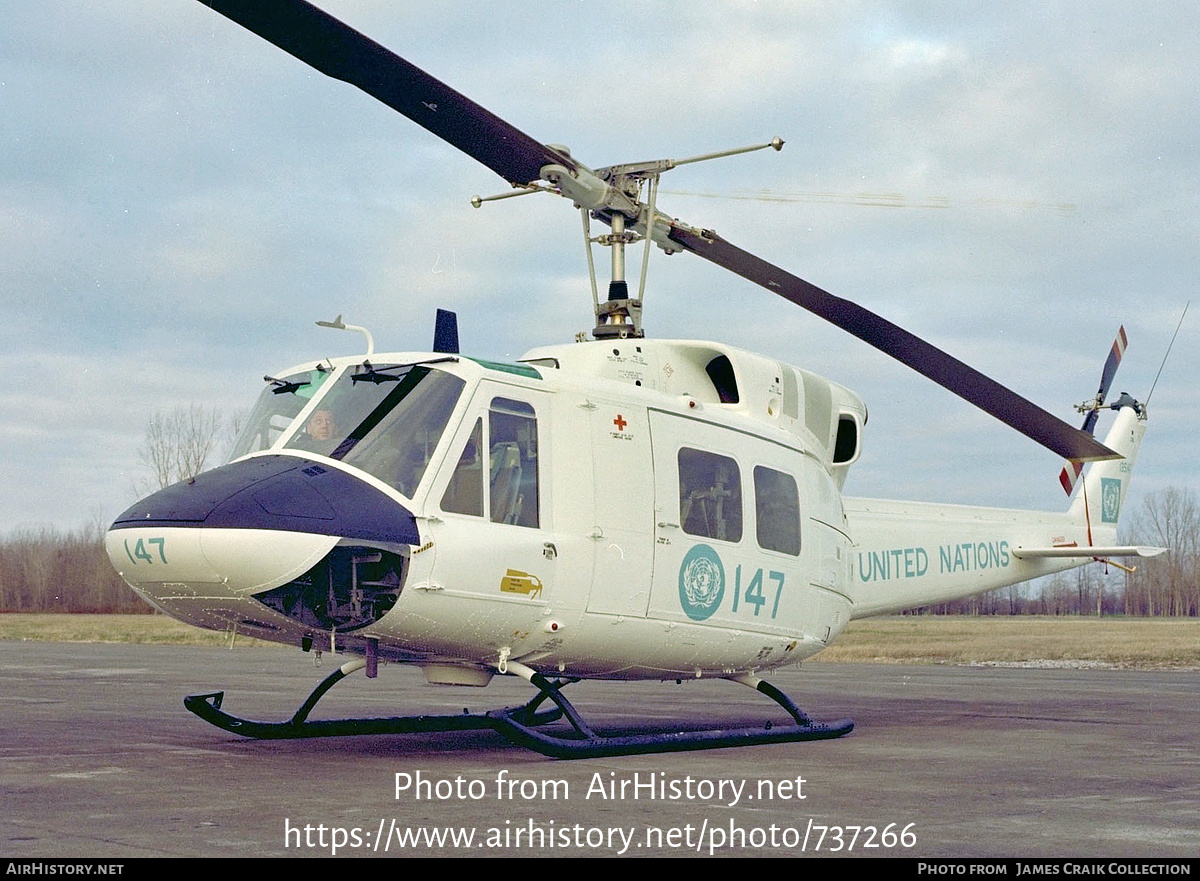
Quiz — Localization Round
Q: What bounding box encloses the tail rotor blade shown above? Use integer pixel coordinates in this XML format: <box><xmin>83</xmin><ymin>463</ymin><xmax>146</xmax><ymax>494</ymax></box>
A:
<box><xmin>1095</xmin><ymin>326</ymin><xmax>1128</xmax><ymax>407</ymax></box>
<box><xmin>1059</xmin><ymin>325</ymin><xmax>1128</xmax><ymax>495</ymax></box>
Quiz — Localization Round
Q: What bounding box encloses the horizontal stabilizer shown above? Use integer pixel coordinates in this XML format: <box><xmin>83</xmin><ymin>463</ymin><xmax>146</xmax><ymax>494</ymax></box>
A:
<box><xmin>1012</xmin><ymin>545</ymin><xmax>1166</xmax><ymax>559</ymax></box>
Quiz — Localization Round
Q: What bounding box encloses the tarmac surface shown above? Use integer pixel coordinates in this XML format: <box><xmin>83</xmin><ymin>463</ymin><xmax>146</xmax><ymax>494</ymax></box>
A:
<box><xmin>2</xmin><ymin>640</ymin><xmax>1197</xmax><ymax>858</ymax></box>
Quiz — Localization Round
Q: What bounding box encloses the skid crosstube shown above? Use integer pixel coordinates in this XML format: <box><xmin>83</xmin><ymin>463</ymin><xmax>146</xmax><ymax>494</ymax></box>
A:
<box><xmin>183</xmin><ymin>661</ymin><xmax>853</xmax><ymax>758</ymax></box>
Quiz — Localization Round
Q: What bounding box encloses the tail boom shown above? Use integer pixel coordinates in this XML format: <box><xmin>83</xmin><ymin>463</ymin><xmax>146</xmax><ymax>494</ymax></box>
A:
<box><xmin>845</xmin><ymin>403</ymin><xmax>1152</xmax><ymax>618</ymax></box>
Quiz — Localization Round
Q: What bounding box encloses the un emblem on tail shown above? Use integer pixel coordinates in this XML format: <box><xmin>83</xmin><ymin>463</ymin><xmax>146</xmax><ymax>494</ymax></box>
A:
<box><xmin>1101</xmin><ymin>477</ymin><xmax>1122</xmax><ymax>524</ymax></box>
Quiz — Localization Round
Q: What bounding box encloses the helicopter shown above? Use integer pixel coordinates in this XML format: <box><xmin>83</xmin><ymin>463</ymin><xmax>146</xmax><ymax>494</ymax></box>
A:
<box><xmin>105</xmin><ymin>0</ymin><xmax>1164</xmax><ymax>758</ymax></box>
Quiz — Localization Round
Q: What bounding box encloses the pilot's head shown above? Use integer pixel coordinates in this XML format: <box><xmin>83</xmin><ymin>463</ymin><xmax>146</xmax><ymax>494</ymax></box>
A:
<box><xmin>306</xmin><ymin>408</ymin><xmax>336</xmax><ymax>442</ymax></box>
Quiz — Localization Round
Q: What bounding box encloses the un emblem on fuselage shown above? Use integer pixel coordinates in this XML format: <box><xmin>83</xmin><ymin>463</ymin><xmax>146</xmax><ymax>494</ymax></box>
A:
<box><xmin>678</xmin><ymin>544</ymin><xmax>725</xmax><ymax>621</ymax></box>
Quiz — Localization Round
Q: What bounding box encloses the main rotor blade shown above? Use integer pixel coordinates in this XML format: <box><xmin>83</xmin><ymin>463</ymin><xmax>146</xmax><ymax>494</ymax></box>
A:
<box><xmin>197</xmin><ymin>0</ymin><xmax>574</xmax><ymax>186</ymax></box>
<box><xmin>667</xmin><ymin>225</ymin><xmax>1118</xmax><ymax>462</ymax></box>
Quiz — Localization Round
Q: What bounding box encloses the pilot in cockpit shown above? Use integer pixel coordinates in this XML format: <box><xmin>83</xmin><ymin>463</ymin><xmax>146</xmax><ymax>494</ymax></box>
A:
<box><xmin>292</xmin><ymin>407</ymin><xmax>338</xmax><ymax>453</ymax></box>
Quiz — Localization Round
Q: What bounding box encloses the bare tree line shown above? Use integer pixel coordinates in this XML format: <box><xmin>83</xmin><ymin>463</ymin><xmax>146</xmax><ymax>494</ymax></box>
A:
<box><xmin>4</xmin><ymin>494</ymin><xmax>1190</xmax><ymax>609</ymax></box>
<box><xmin>6</xmin><ymin>486</ymin><xmax>1197</xmax><ymax>615</ymax></box>
<box><xmin>0</xmin><ymin>521</ymin><xmax>148</xmax><ymax>613</ymax></box>
<box><xmin>1121</xmin><ymin>487</ymin><xmax>1199</xmax><ymax>616</ymax></box>
<box><xmin>1</xmin><ymin>402</ymin><xmax>1196</xmax><ymax>615</ymax></box>
<box><xmin>2</xmin><ymin>404</ymin><xmax>238</xmax><ymax>613</ymax></box>
<box><xmin>912</xmin><ymin>488</ymin><xmax>1199</xmax><ymax>616</ymax></box>
<box><xmin>138</xmin><ymin>403</ymin><xmax>238</xmax><ymax>492</ymax></box>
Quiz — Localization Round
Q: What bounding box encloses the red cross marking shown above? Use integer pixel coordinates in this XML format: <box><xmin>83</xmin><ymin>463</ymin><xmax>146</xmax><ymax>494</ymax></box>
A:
<box><xmin>613</xmin><ymin>414</ymin><xmax>627</xmax><ymax>431</ymax></box>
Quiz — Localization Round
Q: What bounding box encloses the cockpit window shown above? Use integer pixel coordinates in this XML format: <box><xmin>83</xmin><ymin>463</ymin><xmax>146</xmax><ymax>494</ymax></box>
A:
<box><xmin>285</xmin><ymin>363</ymin><xmax>465</xmax><ymax>498</ymax></box>
<box><xmin>227</xmin><ymin>366</ymin><xmax>332</xmax><ymax>461</ymax></box>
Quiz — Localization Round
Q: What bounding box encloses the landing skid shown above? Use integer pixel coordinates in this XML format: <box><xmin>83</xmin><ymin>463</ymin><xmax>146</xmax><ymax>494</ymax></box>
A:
<box><xmin>183</xmin><ymin>659</ymin><xmax>853</xmax><ymax>758</ymax></box>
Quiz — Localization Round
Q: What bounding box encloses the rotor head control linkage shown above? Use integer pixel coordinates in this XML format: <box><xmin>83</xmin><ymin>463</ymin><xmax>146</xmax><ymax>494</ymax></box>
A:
<box><xmin>470</xmin><ymin>138</ymin><xmax>784</xmax><ymax>340</ymax></box>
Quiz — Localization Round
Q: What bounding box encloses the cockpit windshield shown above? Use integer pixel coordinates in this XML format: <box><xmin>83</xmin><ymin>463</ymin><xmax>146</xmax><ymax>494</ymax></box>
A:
<box><xmin>285</xmin><ymin>363</ymin><xmax>466</xmax><ymax>498</ymax></box>
<box><xmin>227</xmin><ymin>366</ymin><xmax>332</xmax><ymax>462</ymax></box>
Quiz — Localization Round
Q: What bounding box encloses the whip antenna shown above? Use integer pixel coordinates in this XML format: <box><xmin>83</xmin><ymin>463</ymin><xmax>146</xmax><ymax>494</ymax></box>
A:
<box><xmin>1145</xmin><ymin>301</ymin><xmax>1189</xmax><ymax>407</ymax></box>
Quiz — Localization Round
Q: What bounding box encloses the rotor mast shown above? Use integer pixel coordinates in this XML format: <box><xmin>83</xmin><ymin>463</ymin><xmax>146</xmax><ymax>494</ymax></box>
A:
<box><xmin>476</xmin><ymin>137</ymin><xmax>785</xmax><ymax>340</ymax></box>
<box><xmin>593</xmin><ymin>211</ymin><xmax>641</xmax><ymax>340</ymax></box>
<box><xmin>572</xmin><ymin>137</ymin><xmax>786</xmax><ymax>340</ymax></box>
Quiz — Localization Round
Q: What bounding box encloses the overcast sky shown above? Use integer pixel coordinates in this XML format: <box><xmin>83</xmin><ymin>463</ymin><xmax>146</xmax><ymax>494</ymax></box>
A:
<box><xmin>1</xmin><ymin>0</ymin><xmax>1196</xmax><ymax>536</ymax></box>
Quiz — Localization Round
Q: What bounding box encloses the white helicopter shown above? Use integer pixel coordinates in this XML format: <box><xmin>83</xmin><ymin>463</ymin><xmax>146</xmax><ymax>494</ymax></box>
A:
<box><xmin>106</xmin><ymin>0</ymin><xmax>1164</xmax><ymax>758</ymax></box>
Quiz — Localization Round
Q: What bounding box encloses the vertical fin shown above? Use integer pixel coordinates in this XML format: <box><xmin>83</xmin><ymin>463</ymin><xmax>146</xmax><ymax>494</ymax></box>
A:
<box><xmin>1068</xmin><ymin>399</ymin><xmax>1145</xmax><ymax>535</ymax></box>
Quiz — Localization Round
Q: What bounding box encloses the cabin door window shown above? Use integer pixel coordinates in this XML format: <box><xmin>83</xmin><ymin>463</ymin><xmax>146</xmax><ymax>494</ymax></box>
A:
<box><xmin>439</xmin><ymin>397</ymin><xmax>539</xmax><ymax>528</ymax></box>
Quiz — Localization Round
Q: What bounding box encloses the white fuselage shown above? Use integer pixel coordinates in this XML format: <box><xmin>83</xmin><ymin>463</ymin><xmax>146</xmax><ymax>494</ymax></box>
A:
<box><xmin>107</xmin><ymin>339</ymin><xmax>1145</xmax><ymax>684</ymax></box>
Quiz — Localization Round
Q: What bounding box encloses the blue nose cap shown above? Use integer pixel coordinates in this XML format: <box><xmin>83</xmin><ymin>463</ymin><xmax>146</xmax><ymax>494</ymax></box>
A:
<box><xmin>111</xmin><ymin>455</ymin><xmax>420</xmax><ymax>545</ymax></box>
